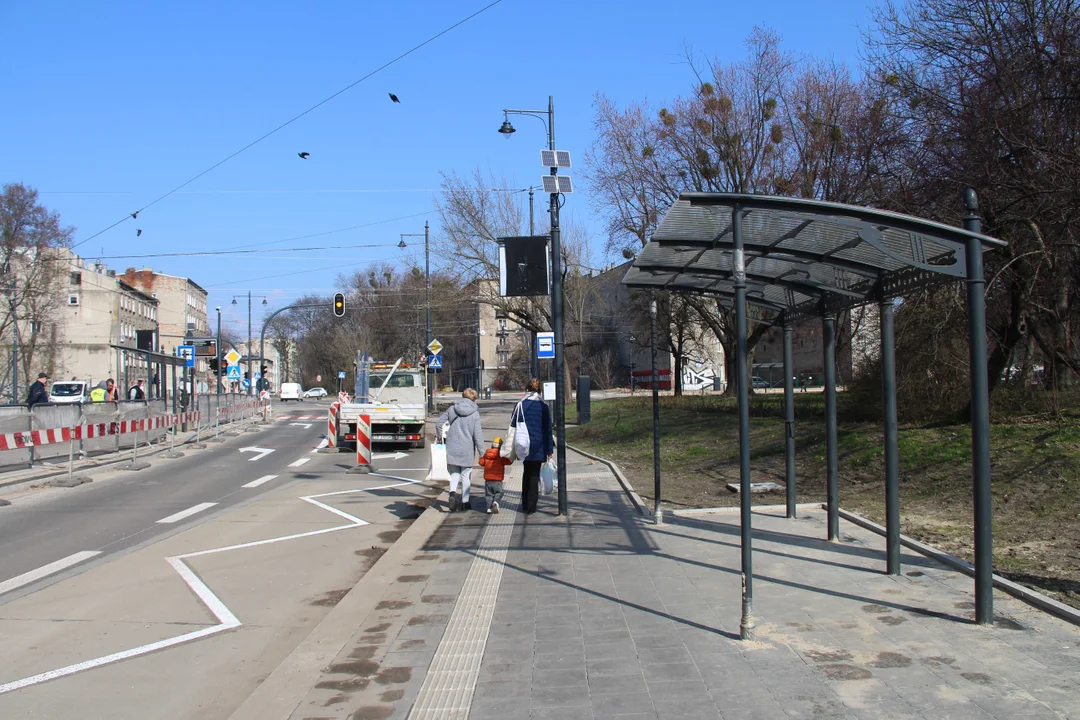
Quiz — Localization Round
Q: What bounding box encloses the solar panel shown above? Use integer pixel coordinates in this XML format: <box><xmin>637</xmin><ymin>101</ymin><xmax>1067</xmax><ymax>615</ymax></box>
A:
<box><xmin>541</xmin><ymin>175</ymin><xmax>559</xmax><ymax>194</ymax></box>
<box><xmin>541</xmin><ymin>149</ymin><xmax>572</xmax><ymax>168</ymax></box>
<box><xmin>557</xmin><ymin>176</ymin><xmax>573</xmax><ymax>193</ymax></box>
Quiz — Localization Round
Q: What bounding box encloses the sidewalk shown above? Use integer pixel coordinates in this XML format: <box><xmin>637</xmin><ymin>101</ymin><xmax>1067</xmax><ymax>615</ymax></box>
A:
<box><xmin>282</xmin><ymin>450</ymin><xmax>1080</xmax><ymax>720</ymax></box>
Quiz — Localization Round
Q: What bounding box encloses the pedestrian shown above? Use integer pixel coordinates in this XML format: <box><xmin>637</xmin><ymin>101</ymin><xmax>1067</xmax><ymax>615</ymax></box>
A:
<box><xmin>436</xmin><ymin>387</ymin><xmax>485</xmax><ymax>512</ymax></box>
<box><xmin>26</xmin><ymin>372</ymin><xmax>50</xmax><ymax>407</ymax></box>
<box><xmin>105</xmin><ymin>378</ymin><xmax>119</xmax><ymax>403</ymax></box>
<box><xmin>90</xmin><ymin>383</ymin><xmax>106</xmax><ymax>403</ymax></box>
<box><xmin>478</xmin><ymin>436</ymin><xmax>512</xmax><ymax>514</ymax></box>
<box><xmin>128</xmin><ymin>379</ymin><xmax>146</xmax><ymax>401</ymax></box>
<box><xmin>518</xmin><ymin>378</ymin><xmax>553</xmax><ymax>515</ymax></box>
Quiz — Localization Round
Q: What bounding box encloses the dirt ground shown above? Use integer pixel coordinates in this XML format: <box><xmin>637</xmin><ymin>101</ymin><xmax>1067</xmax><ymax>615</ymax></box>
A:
<box><xmin>567</xmin><ymin>395</ymin><xmax>1080</xmax><ymax>610</ymax></box>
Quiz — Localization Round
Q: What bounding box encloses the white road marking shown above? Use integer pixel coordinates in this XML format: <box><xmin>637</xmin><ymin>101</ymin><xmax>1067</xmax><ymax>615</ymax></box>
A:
<box><xmin>242</xmin><ymin>475</ymin><xmax>278</xmax><ymax>488</ymax></box>
<box><xmin>0</xmin><ymin>475</ymin><xmax>423</xmax><ymax>695</ymax></box>
<box><xmin>372</xmin><ymin>451</ymin><xmax>409</xmax><ymax>460</ymax></box>
<box><xmin>157</xmin><ymin>503</ymin><xmax>217</xmax><ymax>524</ymax></box>
<box><xmin>293</xmin><ymin>415</ymin><xmax>311</xmax><ymax>420</ymax></box>
<box><xmin>311</xmin><ymin>438</ymin><xmax>329</xmax><ymax>453</ymax></box>
<box><xmin>239</xmin><ymin>446</ymin><xmax>275</xmax><ymax>462</ymax></box>
<box><xmin>289</xmin><ymin>422</ymin><xmax>313</xmax><ymax>429</ymax></box>
<box><xmin>288</xmin><ymin>457</ymin><xmax>311</xmax><ymax>468</ymax></box>
<box><xmin>0</xmin><ymin>551</ymin><xmax>102</xmax><ymax>597</ymax></box>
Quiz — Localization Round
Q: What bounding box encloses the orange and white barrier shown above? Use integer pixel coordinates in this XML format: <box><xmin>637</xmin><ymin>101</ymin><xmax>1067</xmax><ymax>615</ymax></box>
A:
<box><xmin>0</xmin><ymin>411</ymin><xmax>201</xmax><ymax>452</ymax></box>
<box><xmin>327</xmin><ymin>402</ymin><xmax>339</xmax><ymax>448</ymax></box>
<box><xmin>355</xmin><ymin>414</ymin><xmax>371</xmax><ymax>468</ymax></box>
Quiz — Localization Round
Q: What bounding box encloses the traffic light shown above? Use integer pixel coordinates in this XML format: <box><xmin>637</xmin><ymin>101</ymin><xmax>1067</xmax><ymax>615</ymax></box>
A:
<box><xmin>209</xmin><ymin>358</ymin><xmax>218</xmax><ymax>374</ymax></box>
<box><xmin>333</xmin><ymin>292</ymin><xmax>345</xmax><ymax>317</ymax></box>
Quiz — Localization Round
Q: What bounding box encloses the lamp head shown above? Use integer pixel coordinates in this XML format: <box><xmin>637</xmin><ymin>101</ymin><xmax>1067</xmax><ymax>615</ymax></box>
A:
<box><xmin>231</xmin><ymin>298</ymin><xmax>237</xmax><ymax>305</ymax></box>
<box><xmin>498</xmin><ymin>114</ymin><xmax>516</xmax><ymax>137</ymax></box>
<box><xmin>398</xmin><ymin>238</ymin><xmax>407</xmax><ymax>248</ymax></box>
<box><xmin>262</xmin><ymin>298</ymin><xmax>268</xmax><ymax>305</ymax></box>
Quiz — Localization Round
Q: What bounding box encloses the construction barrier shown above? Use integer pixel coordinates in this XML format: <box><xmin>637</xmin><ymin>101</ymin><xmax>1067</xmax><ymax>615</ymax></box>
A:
<box><xmin>0</xmin><ymin>411</ymin><xmax>201</xmax><ymax>452</ymax></box>
<box><xmin>327</xmin><ymin>402</ymin><xmax>339</xmax><ymax>448</ymax></box>
<box><xmin>355</xmin><ymin>414</ymin><xmax>371</xmax><ymax>468</ymax></box>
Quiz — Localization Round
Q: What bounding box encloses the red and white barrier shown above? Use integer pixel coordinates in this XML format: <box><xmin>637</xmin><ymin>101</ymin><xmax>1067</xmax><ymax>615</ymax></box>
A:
<box><xmin>0</xmin><ymin>411</ymin><xmax>201</xmax><ymax>452</ymax></box>
<box><xmin>327</xmin><ymin>402</ymin><xmax>339</xmax><ymax>448</ymax></box>
<box><xmin>355</xmin><ymin>414</ymin><xmax>371</xmax><ymax>468</ymax></box>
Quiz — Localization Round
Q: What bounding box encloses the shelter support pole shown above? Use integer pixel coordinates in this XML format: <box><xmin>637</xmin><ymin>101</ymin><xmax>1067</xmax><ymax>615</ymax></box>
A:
<box><xmin>782</xmin><ymin>317</ymin><xmax>796</xmax><ymax>518</ymax></box>
<box><xmin>650</xmin><ymin>292</ymin><xmax>662</xmax><ymax>525</ymax></box>
<box><xmin>822</xmin><ymin>310</ymin><xmax>839</xmax><ymax>541</ymax></box>
<box><xmin>880</xmin><ymin>297</ymin><xmax>901</xmax><ymax>575</ymax></box>
<box><xmin>964</xmin><ymin>190</ymin><xmax>993</xmax><ymax>625</ymax></box>
<box><xmin>732</xmin><ymin>206</ymin><xmax>754</xmax><ymax>640</ymax></box>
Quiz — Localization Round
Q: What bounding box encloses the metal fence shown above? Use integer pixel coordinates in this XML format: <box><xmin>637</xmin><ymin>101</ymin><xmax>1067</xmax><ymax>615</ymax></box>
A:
<box><xmin>0</xmin><ymin>393</ymin><xmax>265</xmax><ymax>473</ymax></box>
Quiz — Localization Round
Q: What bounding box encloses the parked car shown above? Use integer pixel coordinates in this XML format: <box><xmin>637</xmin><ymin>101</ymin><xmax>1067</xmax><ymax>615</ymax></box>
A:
<box><xmin>751</xmin><ymin>376</ymin><xmax>771</xmax><ymax>389</ymax></box>
<box><xmin>279</xmin><ymin>382</ymin><xmax>302</xmax><ymax>402</ymax></box>
<box><xmin>303</xmin><ymin>387</ymin><xmax>328</xmax><ymax>399</ymax></box>
<box><xmin>50</xmin><ymin>380</ymin><xmax>92</xmax><ymax>404</ymax></box>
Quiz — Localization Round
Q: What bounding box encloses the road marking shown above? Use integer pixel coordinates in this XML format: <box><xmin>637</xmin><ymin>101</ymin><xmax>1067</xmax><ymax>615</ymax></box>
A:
<box><xmin>0</xmin><ymin>551</ymin><xmax>102</xmax><ymax>597</ymax></box>
<box><xmin>294</xmin><ymin>415</ymin><xmax>311</xmax><ymax>420</ymax></box>
<box><xmin>372</xmin><ymin>451</ymin><xmax>409</xmax><ymax>461</ymax></box>
<box><xmin>157</xmin><ymin>502</ymin><xmax>217</xmax><ymax>524</ymax></box>
<box><xmin>239</xmin><ymin>446</ymin><xmax>275</xmax><ymax>462</ymax></box>
<box><xmin>311</xmin><ymin>437</ymin><xmax>329</xmax><ymax>453</ymax></box>
<box><xmin>0</xmin><ymin>476</ymin><xmax>422</xmax><ymax>695</ymax></box>
<box><xmin>242</xmin><ymin>475</ymin><xmax>278</xmax><ymax>488</ymax></box>
<box><xmin>288</xmin><ymin>457</ymin><xmax>310</xmax><ymax>468</ymax></box>
<box><xmin>289</xmin><ymin>422</ymin><xmax>313</xmax><ymax>429</ymax></box>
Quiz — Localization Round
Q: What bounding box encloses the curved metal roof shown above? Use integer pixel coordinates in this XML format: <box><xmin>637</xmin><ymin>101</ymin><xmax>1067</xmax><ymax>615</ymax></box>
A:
<box><xmin>622</xmin><ymin>193</ymin><xmax>1006</xmax><ymax>320</ymax></box>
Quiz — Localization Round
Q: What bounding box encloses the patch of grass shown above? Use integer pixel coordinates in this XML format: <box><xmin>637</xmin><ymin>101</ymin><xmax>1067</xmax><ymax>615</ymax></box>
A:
<box><xmin>567</xmin><ymin>395</ymin><xmax>1080</xmax><ymax>608</ymax></box>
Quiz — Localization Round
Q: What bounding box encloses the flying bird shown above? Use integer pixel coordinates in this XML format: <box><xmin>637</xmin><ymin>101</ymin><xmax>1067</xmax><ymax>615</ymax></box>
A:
<box><xmin>136</xmin><ymin>229</ymin><xmax>142</xmax><ymax>237</ymax></box>
<box><xmin>131</xmin><ymin>211</ymin><xmax>139</xmax><ymax>219</ymax></box>
<box><xmin>389</xmin><ymin>93</ymin><xmax>400</xmax><ymax>103</ymax></box>
<box><xmin>298</xmin><ymin>152</ymin><xmax>310</xmax><ymax>159</ymax></box>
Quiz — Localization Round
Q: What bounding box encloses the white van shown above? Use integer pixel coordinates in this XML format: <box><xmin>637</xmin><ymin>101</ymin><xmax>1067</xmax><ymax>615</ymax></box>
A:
<box><xmin>279</xmin><ymin>382</ymin><xmax>302</xmax><ymax>402</ymax></box>
<box><xmin>50</xmin><ymin>380</ymin><xmax>92</xmax><ymax>404</ymax></box>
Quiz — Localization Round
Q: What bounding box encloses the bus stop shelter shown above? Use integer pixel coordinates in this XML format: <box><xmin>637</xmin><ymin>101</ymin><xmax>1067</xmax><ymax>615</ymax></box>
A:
<box><xmin>622</xmin><ymin>191</ymin><xmax>1006</xmax><ymax>638</ymax></box>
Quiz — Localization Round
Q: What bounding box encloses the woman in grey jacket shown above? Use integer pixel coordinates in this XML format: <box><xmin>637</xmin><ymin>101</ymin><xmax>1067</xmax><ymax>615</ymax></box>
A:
<box><xmin>436</xmin><ymin>388</ymin><xmax>486</xmax><ymax>511</ymax></box>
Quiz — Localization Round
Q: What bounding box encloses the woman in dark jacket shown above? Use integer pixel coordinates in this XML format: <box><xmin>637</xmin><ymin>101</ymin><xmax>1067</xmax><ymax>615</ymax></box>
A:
<box><xmin>517</xmin><ymin>378</ymin><xmax>553</xmax><ymax>514</ymax></box>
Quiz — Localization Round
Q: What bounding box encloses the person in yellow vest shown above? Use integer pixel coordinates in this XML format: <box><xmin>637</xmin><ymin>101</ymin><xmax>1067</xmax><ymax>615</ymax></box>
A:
<box><xmin>90</xmin><ymin>385</ymin><xmax>106</xmax><ymax>403</ymax></box>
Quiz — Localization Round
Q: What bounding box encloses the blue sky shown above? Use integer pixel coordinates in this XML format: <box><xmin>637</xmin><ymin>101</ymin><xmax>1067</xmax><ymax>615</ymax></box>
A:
<box><xmin>2</xmin><ymin>0</ymin><xmax>872</xmax><ymax>335</ymax></box>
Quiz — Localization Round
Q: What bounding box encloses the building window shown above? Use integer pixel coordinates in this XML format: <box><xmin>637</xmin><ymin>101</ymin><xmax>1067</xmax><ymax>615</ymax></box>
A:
<box><xmin>498</xmin><ymin>318</ymin><xmax>507</xmax><ymax>331</ymax></box>
<box><xmin>70</xmin><ymin>272</ymin><xmax>81</xmax><ymax>285</ymax></box>
<box><xmin>497</xmin><ymin>351</ymin><xmax>509</xmax><ymax>365</ymax></box>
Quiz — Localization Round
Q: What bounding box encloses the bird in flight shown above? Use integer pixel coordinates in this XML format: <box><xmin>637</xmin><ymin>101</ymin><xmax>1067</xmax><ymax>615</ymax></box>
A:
<box><xmin>389</xmin><ymin>93</ymin><xmax>400</xmax><ymax>103</ymax></box>
<box><xmin>298</xmin><ymin>152</ymin><xmax>310</xmax><ymax>159</ymax></box>
<box><xmin>136</xmin><ymin>229</ymin><xmax>143</xmax><ymax>237</ymax></box>
<box><xmin>131</xmin><ymin>211</ymin><xmax>139</xmax><ymax>219</ymax></box>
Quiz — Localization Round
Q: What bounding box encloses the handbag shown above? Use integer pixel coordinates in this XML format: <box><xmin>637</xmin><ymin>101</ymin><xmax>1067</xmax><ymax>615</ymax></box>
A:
<box><xmin>502</xmin><ymin>401</ymin><xmax>530</xmax><ymax>460</ymax></box>
<box><xmin>426</xmin><ymin>441</ymin><xmax>451</xmax><ymax>482</ymax></box>
<box><xmin>540</xmin><ymin>457</ymin><xmax>557</xmax><ymax>495</ymax></box>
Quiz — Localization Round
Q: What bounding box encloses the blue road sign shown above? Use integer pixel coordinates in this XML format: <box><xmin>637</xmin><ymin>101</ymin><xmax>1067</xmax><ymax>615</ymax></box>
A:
<box><xmin>178</xmin><ymin>345</ymin><xmax>196</xmax><ymax>368</ymax></box>
<box><xmin>241</xmin><ymin>378</ymin><xmax>251</xmax><ymax>389</ymax></box>
<box><xmin>338</xmin><ymin>371</ymin><xmax>347</xmax><ymax>379</ymax></box>
<box><xmin>427</xmin><ymin>355</ymin><xmax>443</xmax><ymax>369</ymax></box>
<box><xmin>253</xmin><ymin>371</ymin><xmax>262</xmax><ymax>380</ymax></box>
<box><xmin>537</xmin><ymin>332</ymin><xmax>555</xmax><ymax>359</ymax></box>
<box><xmin>226</xmin><ymin>365</ymin><xmax>242</xmax><ymax>380</ymax></box>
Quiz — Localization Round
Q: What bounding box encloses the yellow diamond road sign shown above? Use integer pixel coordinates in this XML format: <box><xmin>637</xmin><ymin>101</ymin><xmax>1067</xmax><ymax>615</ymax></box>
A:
<box><xmin>427</xmin><ymin>339</ymin><xmax>443</xmax><ymax>355</ymax></box>
<box><xmin>224</xmin><ymin>349</ymin><xmax>242</xmax><ymax>365</ymax></box>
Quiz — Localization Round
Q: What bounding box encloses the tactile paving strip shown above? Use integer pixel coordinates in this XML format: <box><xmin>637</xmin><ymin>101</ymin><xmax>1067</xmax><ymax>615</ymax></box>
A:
<box><xmin>407</xmin><ymin>465</ymin><xmax>522</xmax><ymax>719</ymax></box>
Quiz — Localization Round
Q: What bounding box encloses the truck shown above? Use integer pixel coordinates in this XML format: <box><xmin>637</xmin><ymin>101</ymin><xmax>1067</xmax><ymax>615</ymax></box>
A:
<box><xmin>335</xmin><ymin>356</ymin><xmax>427</xmax><ymax>449</ymax></box>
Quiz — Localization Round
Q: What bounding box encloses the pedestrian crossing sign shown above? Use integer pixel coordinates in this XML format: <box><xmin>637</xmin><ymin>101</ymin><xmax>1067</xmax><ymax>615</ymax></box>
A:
<box><xmin>427</xmin><ymin>355</ymin><xmax>442</xmax><ymax>369</ymax></box>
<box><xmin>226</xmin><ymin>365</ymin><xmax>242</xmax><ymax>380</ymax></box>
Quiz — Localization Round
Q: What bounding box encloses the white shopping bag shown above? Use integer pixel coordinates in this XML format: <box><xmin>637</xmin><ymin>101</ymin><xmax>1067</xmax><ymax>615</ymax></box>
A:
<box><xmin>540</xmin><ymin>457</ymin><xmax>557</xmax><ymax>495</ymax></box>
<box><xmin>426</xmin><ymin>443</ymin><xmax>451</xmax><ymax>482</ymax></box>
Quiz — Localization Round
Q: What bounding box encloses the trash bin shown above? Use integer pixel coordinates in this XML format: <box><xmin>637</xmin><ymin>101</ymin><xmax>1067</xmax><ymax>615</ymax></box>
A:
<box><xmin>712</xmin><ymin>376</ymin><xmax>723</xmax><ymax>391</ymax></box>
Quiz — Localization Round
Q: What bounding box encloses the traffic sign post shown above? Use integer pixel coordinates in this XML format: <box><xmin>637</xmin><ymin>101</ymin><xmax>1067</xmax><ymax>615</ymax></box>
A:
<box><xmin>427</xmin><ymin>339</ymin><xmax>443</xmax><ymax>355</ymax></box>
<box><xmin>241</xmin><ymin>379</ymin><xmax>251</xmax><ymax>390</ymax></box>
<box><xmin>537</xmin><ymin>332</ymin><xmax>555</xmax><ymax>359</ymax></box>
<box><xmin>178</xmin><ymin>345</ymin><xmax>196</xmax><ymax>368</ymax></box>
<box><xmin>224</xmin><ymin>349</ymin><xmax>242</xmax><ymax>366</ymax></box>
<box><xmin>226</xmin><ymin>365</ymin><xmax>242</xmax><ymax>381</ymax></box>
<box><xmin>427</xmin><ymin>355</ymin><xmax>442</xmax><ymax>370</ymax></box>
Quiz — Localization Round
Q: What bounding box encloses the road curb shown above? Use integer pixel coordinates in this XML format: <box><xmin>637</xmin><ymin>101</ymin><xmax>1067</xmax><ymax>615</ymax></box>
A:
<box><xmin>566</xmin><ymin>443</ymin><xmax>651</xmax><ymax>518</ymax></box>
<box><xmin>227</xmin><ymin>489</ymin><xmax>448</xmax><ymax>720</ymax></box>
<box><xmin>837</xmin><ymin>507</ymin><xmax>1080</xmax><ymax>627</ymax></box>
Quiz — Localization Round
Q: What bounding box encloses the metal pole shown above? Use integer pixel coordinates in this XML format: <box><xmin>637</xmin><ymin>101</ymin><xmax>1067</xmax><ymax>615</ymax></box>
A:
<box><xmin>247</xmin><ymin>291</ymin><xmax>253</xmax><ymax>396</ymax></box>
<box><xmin>823</xmin><ymin>311</ymin><xmax>839</xmax><ymax>541</ymax></box>
<box><xmin>650</xmin><ymin>292</ymin><xmax>662</xmax><ymax>524</ymax></box>
<box><xmin>880</xmin><ymin>296</ymin><xmax>901</xmax><ymax>575</ymax></box>
<box><xmin>425</xmin><ymin>221</ymin><xmax>433</xmax><ymax>413</ymax></box>
<box><xmin>547</xmin><ymin>95</ymin><xmax>568</xmax><ymax>517</ymax></box>
<box><xmin>782</xmin><ymin>318</ymin><xmax>796</xmax><ymax>518</ymax></box>
<box><xmin>963</xmin><ymin>189</ymin><xmax>993</xmax><ymax>625</ymax></box>
<box><xmin>216</xmin><ymin>307</ymin><xmax>222</xmax><ymax>396</ymax></box>
<box><xmin>11</xmin><ymin>283</ymin><xmax>18</xmax><ymax>405</ymax></box>
<box><xmin>733</xmin><ymin>206</ymin><xmax>754</xmax><ymax>640</ymax></box>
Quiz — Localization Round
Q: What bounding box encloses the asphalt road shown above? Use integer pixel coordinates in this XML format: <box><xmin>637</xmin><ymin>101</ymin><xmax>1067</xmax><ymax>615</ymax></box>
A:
<box><xmin>0</xmin><ymin>400</ymin><xmax>337</xmax><ymax>599</ymax></box>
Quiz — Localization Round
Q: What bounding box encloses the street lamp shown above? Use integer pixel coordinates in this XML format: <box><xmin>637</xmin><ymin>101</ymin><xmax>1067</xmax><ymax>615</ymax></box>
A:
<box><xmin>499</xmin><ymin>95</ymin><xmax>569</xmax><ymax>516</ymax></box>
<box><xmin>397</xmin><ymin>222</ymin><xmax>432</xmax><ymax>412</ymax></box>
<box><xmin>215</xmin><ymin>306</ymin><xmax>222</xmax><ymax>395</ymax></box>
<box><xmin>231</xmin><ymin>292</ymin><xmax>268</xmax><ymax>394</ymax></box>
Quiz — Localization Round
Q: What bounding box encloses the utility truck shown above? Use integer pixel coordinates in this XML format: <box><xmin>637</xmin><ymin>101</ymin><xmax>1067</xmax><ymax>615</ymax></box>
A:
<box><xmin>335</xmin><ymin>355</ymin><xmax>427</xmax><ymax>449</ymax></box>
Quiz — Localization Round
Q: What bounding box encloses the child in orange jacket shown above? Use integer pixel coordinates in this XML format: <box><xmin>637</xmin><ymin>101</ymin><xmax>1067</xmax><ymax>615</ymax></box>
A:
<box><xmin>478</xmin><ymin>437</ymin><xmax>512</xmax><ymax>514</ymax></box>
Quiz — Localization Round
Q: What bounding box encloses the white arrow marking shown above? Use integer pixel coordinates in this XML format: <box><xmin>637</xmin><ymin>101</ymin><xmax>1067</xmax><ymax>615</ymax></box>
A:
<box><xmin>289</xmin><ymin>423</ymin><xmax>313</xmax><ymax>429</ymax></box>
<box><xmin>239</xmin><ymin>447</ymin><xmax>274</xmax><ymax>462</ymax></box>
<box><xmin>311</xmin><ymin>438</ymin><xmax>329</xmax><ymax>453</ymax></box>
<box><xmin>372</xmin><ymin>451</ymin><xmax>409</xmax><ymax>461</ymax></box>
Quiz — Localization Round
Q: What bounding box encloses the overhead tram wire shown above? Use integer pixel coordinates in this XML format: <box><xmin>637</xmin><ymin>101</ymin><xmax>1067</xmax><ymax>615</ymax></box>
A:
<box><xmin>70</xmin><ymin>0</ymin><xmax>507</xmax><ymax>251</ymax></box>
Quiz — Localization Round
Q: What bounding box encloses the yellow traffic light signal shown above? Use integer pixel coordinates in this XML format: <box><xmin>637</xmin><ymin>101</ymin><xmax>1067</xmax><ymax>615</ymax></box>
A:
<box><xmin>333</xmin><ymin>292</ymin><xmax>345</xmax><ymax>317</ymax></box>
